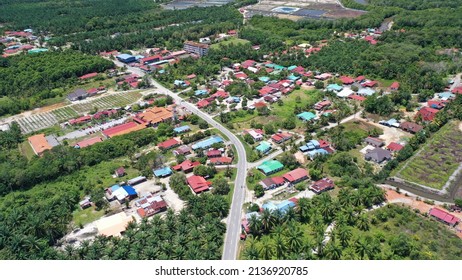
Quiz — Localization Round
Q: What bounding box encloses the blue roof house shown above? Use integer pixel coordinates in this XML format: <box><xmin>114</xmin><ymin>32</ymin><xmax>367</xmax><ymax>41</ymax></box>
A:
<box><xmin>153</xmin><ymin>167</ymin><xmax>172</xmax><ymax>178</ymax></box>
<box><xmin>297</xmin><ymin>111</ymin><xmax>316</xmax><ymax>121</ymax></box>
<box><xmin>259</xmin><ymin>76</ymin><xmax>270</xmax><ymax>83</ymax></box>
<box><xmin>256</xmin><ymin>141</ymin><xmax>272</xmax><ymax>154</ymax></box>
<box><xmin>326</xmin><ymin>84</ymin><xmax>343</xmax><ymax>92</ymax></box>
<box><xmin>307</xmin><ymin>148</ymin><xmax>329</xmax><ymax>160</ymax></box>
<box><xmin>263</xmin><ymin>200</ymin><xmax>296</xmax><ymax>214</ymax></box>
<box><xmin>191</xmin><ymin>136</ymin><xmax>223</xmax><ymax>150</ymax></box>
<box><xmin>194</xmin><ymin>89</ymin><xmax>208</xmax><ymax>96</ymax></box>
<box><xmin>173</xmin><ymin>125</ymin><xmax>191</xmax><ymax>134</ymax></box>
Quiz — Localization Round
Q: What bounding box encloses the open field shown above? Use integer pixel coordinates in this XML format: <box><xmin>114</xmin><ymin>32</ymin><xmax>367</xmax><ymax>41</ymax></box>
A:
<box><xmin>245</xmin><ymin>0</ymin><xmax>366</xmax><ymax>21</ymax></box>
<box><xmin>19</xmin><ymin>141</ymin><xmax>37</xmax><ymax>160</ymax></box>
<box><xmin>396</xmin><ymin>121</ymin><xmax>462</xmax><ymax>190</ymax></box>
<box><xmin>211</xmin><ymin>38</ymin><xmax>250</xmax><ymax>50</ymax></box>
<box><xmin>71</xmin><ymin>91</ymin><xmax>142</xmax><ymax>114</ymax></box>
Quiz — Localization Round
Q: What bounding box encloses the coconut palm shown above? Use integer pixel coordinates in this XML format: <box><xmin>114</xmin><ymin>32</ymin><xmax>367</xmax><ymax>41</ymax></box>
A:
<box><xmin>258</xmin><ymin>235</ymin><xmax>274</xmax><ymax>260</ymax></box>
<box><xmin>324</xmin><ymin>241</ymin><xmax>342</xmax><ymax>260</ymax></box>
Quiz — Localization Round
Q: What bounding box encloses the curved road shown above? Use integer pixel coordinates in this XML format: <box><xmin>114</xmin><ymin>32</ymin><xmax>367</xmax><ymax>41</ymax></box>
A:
<box><xmin>113</xmin><ymin>60</ymin><xmax>247</xmax><ymax>259</ymax></box>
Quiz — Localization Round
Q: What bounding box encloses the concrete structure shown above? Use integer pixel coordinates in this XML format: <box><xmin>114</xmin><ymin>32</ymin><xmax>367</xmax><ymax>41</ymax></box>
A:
<box><xmin>184</xmin><ymin>41</ymin><xmax>209</xmax><ymax>57</ymax></box>
<box><xmin>95</xmin><ymin>212</ymin><xmax>132</xmax><ymax>237</ymax></box>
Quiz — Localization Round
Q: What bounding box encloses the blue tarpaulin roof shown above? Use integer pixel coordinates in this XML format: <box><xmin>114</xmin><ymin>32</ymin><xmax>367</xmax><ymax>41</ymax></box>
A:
<box><xmin>122</xmin><ymin>185</ymin><xmax>137</xmax><ymax>196</ymax></box>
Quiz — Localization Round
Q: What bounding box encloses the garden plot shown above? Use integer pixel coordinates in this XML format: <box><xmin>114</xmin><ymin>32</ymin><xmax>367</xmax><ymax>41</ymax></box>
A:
<box><xmin>16</xmin><ymin>111</ymin><xmax>58</xmax><ymax>133</ymax></box>
<box><xmin>50</xmin><ymin>107</ymin><xmax>79</xmax><ymax>122</ymax></box>
<box><xmin>396</xmin><ymin>121</ymin><xmax>462</xmax><ymax>190</ymax></box>
<box><xmin>72</xmin><ymin>91</ymin><xmax>141</xmax><ymax>114</ymax></box>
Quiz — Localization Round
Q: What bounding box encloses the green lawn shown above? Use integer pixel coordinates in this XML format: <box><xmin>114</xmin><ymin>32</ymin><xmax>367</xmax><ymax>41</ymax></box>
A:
<box><xmin>19</xmin><ymin>141</ymin><xmax>36</xmax><ymax>160</ymax></box>
<box><xmin>397</xmin><ymin>121</ymin><xmax>462</xmax><ymax>189</ymax></box>
<box><xmin>72</xmin><ymin>207</ymin><xmax>105</xmax><ymax>226</ymax></box>
<box><xmin>271</xmin><ymin>89</ymin><xmax>323</xmax><ymax>122</ymax></box>
<box><xmin>210</xmin><ymin>37</ymin><xmax>250</xmax><ymax>50</ymax></box>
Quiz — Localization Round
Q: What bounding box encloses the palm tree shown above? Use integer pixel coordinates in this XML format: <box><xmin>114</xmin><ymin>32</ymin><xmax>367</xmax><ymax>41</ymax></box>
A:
<box><xmin>337</xmin><ymin>225</ymin><xmax>352</xmax><ymax>248</ymax></box>
<box><xmin>356</xmin><ymin>213</ymin><xmax>370</xmax><ymax>231</ymax></box>
<box><xmin>296</xmin><ymin>198</ymin><xmax>311</xmax><ymax>223</ymax></box>
<box><xmin>260</xmin><ymin>209</ymin><xmax>273</xmax><ymax>234</ymax></box>
<box><xmin>248</xmin><ymin>214</ymin><xmax>262</xmax><ymax>236</ymax></box>
<box><xmin>350</xmin><ymin>191</ymin><xmax>362</xmax><ymax>207</ymax></box>
<box><xmin>258</xmin><ymin>235</ymin><xmax>274</xmax><ymax>260</ymax></box>
<box><xmin>243</xmin><ymin>237</ymin><xmax>260</xmax><ymax>260</ymax></box>
<box><xmin>324</xmin><ymin>241</ymin><xmax>342</xmax><ymax>260</ymax></box>
<box><xmin>273</xmin><ymin>234</ymin><xmax>286</xmax><ymax>259</ymax></box>
<box><xmin>286</xmin><ymin>224</ymin><xmax>304</xmax><ymax>254</ymax></box>
<box><xmin>271</xmin><ymin>224</ymin><xmax>285</xmax><ymax>237</ymax></box>
<box><xmin>355</xmin><ymin>237</ymin><xmax>370</xmax><ymax>260</ymax></box>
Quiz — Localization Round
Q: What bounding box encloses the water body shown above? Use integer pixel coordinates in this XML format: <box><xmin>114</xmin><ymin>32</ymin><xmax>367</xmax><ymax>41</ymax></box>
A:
<box><xmin>354</xmin><ymin>0</ymin><xmax>368</xmax><ymax>4</ymax></box>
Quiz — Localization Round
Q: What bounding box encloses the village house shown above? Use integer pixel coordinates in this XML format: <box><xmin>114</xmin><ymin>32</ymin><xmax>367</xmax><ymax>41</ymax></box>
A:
<box><xmin>271</xmin><ymin>132</ymin><xmax>292</xmax><ymax>144</ymax></box>
<box><xmin>153</xmin><ymin>167</ymin><xmax>173</xmax><ymax>178</ymax></box>
<box><xmin>173</xmin><ymin>145</ymin><xmax>191</xmax><ymax>156</ymax></box>
<box><xmin>400</xmin><ymin>121</ymin><xmax>423</xmax><ymax>134</ymax></box>
<box><xmin>244</xmin><ymin>129</ymin><xmax>264</xmax><ymax>142</ymax></box>
<box><xmin>260</xmin><ymin>176</ymin><xmax>285</xmax><ymax>190</ymax></box>
<box><xmin>365</xmin><ymin>148</ymin><xmax>392</xmax><ymax>163</ymax></box>
<box><xmin>310</xmin><ymin>178</ymin><xmax>335</xmax><ymax>194</ymax></box>
<box><xmin>28</xmin><ymin>134</ymin><xmax>53</xmax><ymax>156</ymax></box>
<box><xmin>283</xmin><ymin>168</ymin><xmax>309</xmax><ymax>185</ymax></box>
<box><xmin>157</xmin><ymin>138</ymin><xmax>180</xmax><ymax>150</ymax></box>
<box><xmin>209</xmin><ymin>157</ymin><xmax>233</xmax><ymax>165</ymax></box>
<box><xmin>137</xmin><ymin>107</ymin><xmax>173</xmax><ymax>127</ymax></box>
<box><xmin>428</xmin><ymin>208</ymin><xmax>459</xmax><ymax>227</ymax></box>
<box><xmin>114</xmin><ymin>167</ymin><xmax>126</xmax><ymax>178</ymax></box>
<box><xmin>364</xmin><ymin>136</ymin><xmax>385</xmax><ymax>147</ymax></box>
<box><xmin>187</xmin><ymin>175</ymin><xmax>211</xmax><ymax>194</ymax></box>
<box><xmin>417</xmin><ymin>106</ymin><xmax>439</xmax><ymax>122</ymax></box>
<box><xmin>135</xmin><ymin>194</ymin><xmax>168</xmax><ymax>218</ymax></box>
<box><xmin>172</xmin><ymin>160</ymin><xmax>200</xmax><ymax>173</ymax></box>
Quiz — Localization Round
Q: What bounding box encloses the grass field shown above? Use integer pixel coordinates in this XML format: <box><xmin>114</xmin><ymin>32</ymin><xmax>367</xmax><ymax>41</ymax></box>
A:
<box><xmin>397</xmin><ymin>121</ymin><xmax>462</xmax><ymax>190</ymax></box>
<box><xmin>210</xmin><ymin>37</ymin><xmax>250</xmax><ymax>50</ymax></box>
<box><xmin>271</xmin><ymin>89</ymin><xmax>323</xmax><ymax>122</ymax></box>
<box><xmin>19</xmin><ymin>141</ymin><xmax>36</xmax><ymax>160</ymax></box>
<box><xmin>72</xmin><ymin>207</ymin><xmax>105</xmax><ymax>227</ymax></box>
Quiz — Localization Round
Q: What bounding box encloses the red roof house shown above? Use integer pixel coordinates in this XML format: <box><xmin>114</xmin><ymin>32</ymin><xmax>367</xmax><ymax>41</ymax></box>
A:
<box><xmin>79</xmin><ymin>72</ymin><xmax>98</xmax><ymax>80</ymax></box>
<box><xmin>417</xmin><ymin>106</ymin><xmax>439</xmax><ymax>122</ymax></box>
<box><xmin>310</xmin><ymin>178</ymin><xmax>335</xmax><ymax>194</ymax></box>
<box><xmin>362</xmin><ymin>80</ymin><xmax>378</xmax><ymax>87</ymax></box>
<box><xmin>340</xmin><ymin>76</ymin><xmax>355</xmax><ymax>85</ymax></box>
<box><xmin>75</xmin><ymin>137</ymin><xmax>103</xmax><ymax>148</ymax></box>
<box><xmin>427</xmin><ymin>100</ymin><xmax>445</xmax><ymax>110</ymax></box>
<box><xmin>283</xmin><ymin>168</ymin><xmax>309</xmax><ymax>184</ymax></box>
<box><xmin>187</xmin><ymin>175</ymin><xmax>211</xmax><ymax>194</ymax></box>
<box><xmin>429</xmin><ymin>208</ymin><xmax>459</xmax><ymax>226</ymax></box>
<box><xmin>209</xmin><ymin>157</ymin><xmax>233</xmax><ymax>165</ymax></box>
<box><xmin>390</xmin><ymin>82</ymin><xmax>400</xmax><ymax>91</ymax></box>
<box><xmin>235</xmin><ymin>72</ymin><xmax>248</xmax><ymax>80</ymax></box>
<box><xmin>172</xmin><ymin>160</ymin><xmax>200</xmax><ymax>173</ymax></box>
<box><xmin>271</xmin><ymin>132</ymin><xmax>292</xmax><ymax>144</ymax></box>
<box><xmin>207</xmin><ymin>149</ymin><xmax>222</xmax><ymax>158</ymax></box>
<box><xmin>158</xmin><ymin>138</ymin><xmax>180</xmax><ymax>150</ymax></box>
<box><xmin>197</xmin><ymin>99</ymin><xmax>210</xmax><ymax>109</ymax></box>
<box><xmin>348</xmin><ymin>94</ymin><xmax>366</xmax><ymax>102</ymax></box>
<box><xmin>387</xmin><ymin>142</ymin><xmax>404</xmax><ymax>152</ymax></box>
<box><xmin>136</xmin><ymin>195</ymin><xmax>168</xmax><ymax>218</ymax></box>
<box><xmin>356</xmin><ymin>75</ymin><xmax>366</xmax><ymax>82</ymax></box>
<box><xmin>451</xmin><ymin>86</ymin><xmax>462</xmax><ymax>94</ymax></box>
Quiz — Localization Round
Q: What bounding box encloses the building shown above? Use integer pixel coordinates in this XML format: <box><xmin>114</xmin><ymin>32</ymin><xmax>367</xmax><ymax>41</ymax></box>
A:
<box><xmin>106</xmin><ymin>184</ymin><xmax>137</xmax><ymax>203</ymax></box>
<box><xmin>314</xmin><ymin>100</ymin><xmax>331</xmax><ymax>111</ymax></box>
<box><xmin>256</xmin><ymin>141</ymin><xmax>272</xmax><ymax>154</ymax></box>
<box><xmin>139</xmin><ymin>55</ymin><xmax>161</xmax><ymax>65</ymax></box>
<box><xmin>386</xmin><ymin>142</ymin><xmax>404</xmax><ymax>152</ymax></box>
<box><xmin>297</xmin><ymin>111</ymin><xmax>316</xmax><ymax>122</ymax></box>
<box><xmin>116</xmin><ymin>53</ymin><xmax>136</xmax><ymax>63</ymax></box>
<box><xmin>74</xmin><ymin>136</ymin><xmax>103</xmax><ymax>149</ymax></box>
<box><xmin>28</xmin><ymin>134</ymin><xmax>52</xmax><ymax>156</ymax></box>
<box><xmin>187</xmin><ymin>175</ymin><xmax>211</xmax><ymax>194</ymax></box>
<box><xmin>136</xmin><ymin>195</ymin><xmax>168</xmax><ymax>218</ymax></box>
<box><xmin>417</xmin><ymin>106</ymin><xmax>439</xmax><ymax>122</ymax></box>
<box><xmin>257</xmin><ymin>160</ymin><xmax>284</xmax><ymax>175</ymax></box>
<box><xmin>209</xmin><ymin>157</ymin><xmax>233</xmax><ymax>165</ymax></box>
<box><xmin>95</xmin><ymin>212</ymin><xmax>132</xmax><ymax>237</ymax></box>
<box><xmin>400</xmin><ymin>121</ymin><xmax>423</xmax><ymax>134</ymax></box>
<box><xmin>191</xmin><ymin>136</ymin><xmax>223</xmax><ymax>150</ymax></box>
<box><xmin>157</xmin><ymin>138</ymin><xmax>180</xmax><ymax>150</ymax></box>
<box><xmin>67</xmin><ymin>88</ymin><xmax>87</xmax><ymax>101</ymax></box>
<box><xmin>153</xmin><ymin>167</ymin><xmax>173</xmax><ymax>178</ymax></box>
<box><xmin>173</xmin><ymin>145</ymin><xmax>191</xmax><ymax>156</ymax></box>
<box><xmin>207</xmin><ymin>149</ymin><xmax>222</xmax><ymax>158</ymax></box>
<box><xmin>364</xmin><ymin>136</ymin><xmax>385</xmax><ymax>147</ymax></box>
<box><xmin>428</xmin><ymin>208</ymin><xmax>459</xmax><ymax>226</ymax></box>
<box><xmin>390</xmin><ymin>81</ymin><xmax>400</xmax><ymax>91</ymax></box>
<box><xmin>79</xmin><ymin>197</ymin><xmax>91</xmax><ymax>209</ymax></box>
<box><xmin>262</xmin><ymin>200</ymin><xmax>296</xmax><ymax>214</ymax></box>
<box><xmin>244</xmin><ymin>129</ymin><xmax>263</xmax><ymax>141</ymax></box>
<box><xmin>172</xmin><ymin>160</ymin><xmax>200</xmax><ymax>173</ymax></box>
<box><xmin>137</xmin><ymin>107</ymin><xmax>173</xmax><ymax>126</ymax></box>
<box><xmin>326</xmin><ymin>84</ymin><xmax>343</xmax><ymax>92</ymax></box>
<box><xmin>310</xmin><ymin>178</ymin><xmax>335</xmax><ymax>194</ymax></box>
<box><xmin>127</xmin><ymin>176</ymin><xmax>146</xmax><ymax>186</ymax></box>
<box><xmin>283</xmin><ymin>168</ymin><xmax>309</xmax><ymax>184</ymax></box>
<box><xmin>184</xmin><ymin>41</ymin><xmax>209</xmax><ymax>57</ymax></box>
<box><xmin>271</xmin><ymin>132</ymin><xmax>292</xmax><ymax>144</ymax></box>
<box><xmin>114</xmin><ymin>167</ymin><xmax>126</xmax><ymax>177</ymax></box>
<box><xmin>173</xmin><ymin>125</ymin><xmax>191</xmax><ymax>134</ymax></box>
<box><xmin>260</xmin><ymin>176</ymin><xmax>285</xmax><ymax>190</ymax></box>
<box><xmin>102</xmin><ymin>122</ymin><xmax>146</xmax><ymax>138</ymax></box>
<box><xmin>365</xmin><ymin>148</ymin><xmax>392</xmax><ymax>163</ymax></box>
<box><xmin>340</xmin><ymin>76</ymin><xmax>355</xmax><ymax>85</ymax></box>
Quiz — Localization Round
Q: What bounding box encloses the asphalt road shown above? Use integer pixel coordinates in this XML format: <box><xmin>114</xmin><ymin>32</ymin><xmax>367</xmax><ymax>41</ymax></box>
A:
<box><xmin>114</xmin><ymin>60</ymin><xmax>247</xmax><ymax>260</ymax></box>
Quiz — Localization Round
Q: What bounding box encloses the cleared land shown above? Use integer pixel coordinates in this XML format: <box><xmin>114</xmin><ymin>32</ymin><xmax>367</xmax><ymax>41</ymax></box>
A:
<box><xmin>396</xmin><ymin>121</ymin><xmax>462</xmax><ymax>190</ymax></box>
<box><xmin>245</xmin><ymin>0</ymin><xmax>366</xmax><ymax>20</ymax></box>
<box><xmin>210</xmin><ymin>38</ymin><xmax>251</xmax><ymax>50</ymax></box>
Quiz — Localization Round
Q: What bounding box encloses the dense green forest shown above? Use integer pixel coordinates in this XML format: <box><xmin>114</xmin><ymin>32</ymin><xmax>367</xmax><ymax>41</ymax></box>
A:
<box><xmin>0</xmin><ymin>51</ymin><xmax>114</xmax><ymax>116</ymax></box>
